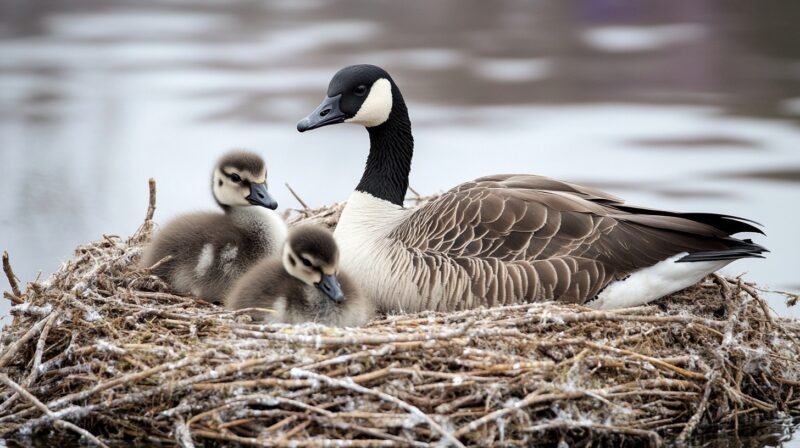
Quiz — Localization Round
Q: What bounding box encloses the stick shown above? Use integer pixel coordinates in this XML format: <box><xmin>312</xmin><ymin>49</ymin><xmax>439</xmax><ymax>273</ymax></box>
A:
<box><xmin>0</xmin><ymin>313</ymin><xmax>53</xmax><ymax>368</ymax></box>
<box><xmin>174</xmin><ymin>416</ymin><xmax>196</xmax><ymax>448</ymax></box>
<box><xmin>234</xmin><ymin>319</ymin><xmax>475</xmax><ymax>347</ymax></box>
<box><xmin>0</xmin><ymin>373</ymin><xmax>109</xmax><ymax>448</ymax></box>
<box><xmin>738</xmin><ymin>280</ymin><xmax>774</xmax><ymax>327</ymax></box>
<box><xmin>582</xmin><ymin>341</ymin><xmax>707</xmax><ymax>380</ymax></box>
<box><xmin>2</xmin><ymin>250</ymin><xmax>22</xmax><ymax>297</ymax></box>
<box><xmin>675</xmin><ymin>371</ymin><xmax>717</xmax><ymax>444</ymax></box>
<box><xmin>285</xmin><ymin>183</ymin><xmax>309</xmax><ymax>210</ymax></box>
<box><xmin>3</xmin><ymin>291</ymin><xmax>23</xmax><ymax>305</ymax></box>
<box><xmin>145</xmin><ymin>178</ymin><xmax>157</xmax><ymax>222</ymax></box>
<box><xmin>145</xmin><ymin>255</ymin><xmax>173</xmax><ymax>271</ymax></box>
<box><xmin>48</xmin><ymin>354</ymin><xmax>198</xmax><ymax>410</ymax></box>
<box><xmin>292</xmin><ymin>368</ymin><xmax>465</xmax><ymax>448</ymax></box>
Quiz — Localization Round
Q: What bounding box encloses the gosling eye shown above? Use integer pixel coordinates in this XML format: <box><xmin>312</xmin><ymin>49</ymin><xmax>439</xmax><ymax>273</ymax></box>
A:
<box><xmin>301</xmin><ymin>257</ymin><xmax>312</xmax><ymax>267</ymax></box>
<box><xmin>353</xmin><ymin>85</ymin><xmax>367</xmax><ymax>96</ymax></box>
<box><xmin>229</xmin><ymin>173</ymin><xmax>242</xmax><ymax>183</ymax></box>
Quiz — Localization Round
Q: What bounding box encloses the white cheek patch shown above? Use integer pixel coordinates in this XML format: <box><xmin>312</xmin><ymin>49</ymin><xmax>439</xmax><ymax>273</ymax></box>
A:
<box><xmin>282</xmin><ymin>246</ymin><xmax>299</xmax><ymax>277</ymax></box>
<box><xmin>345</xmin><ymin>78</ymin><xmax>393</xmax><ymax>127</ymax></box>
<box><xmin>283</xmin><ymin>247</ymin><xmax>313</xmax><ymax>285</ymax></box>
<box><xmin>212</xmin><ymin>170</ymin><xmax>250</xmax><ymax>207</ymax></box>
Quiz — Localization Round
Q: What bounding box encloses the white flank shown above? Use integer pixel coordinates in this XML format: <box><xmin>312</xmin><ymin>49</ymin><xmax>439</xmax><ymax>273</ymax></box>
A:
<box><xmin>195</xmin><ymin>243</ymin><xmax>214</xmax><ymax>276</ymax></box>
<box><xmin>271</xmin><ymin>297</ymin><xmax>287</xmax><ymax>323</ymax></box>
<box><xmin>587</xmin><ymin>253</ymin><xmax>731</xmax><ymax>310</ymax></box>
<box><xmin>334</xmin><ymin>191</ymin><xmax>419</xmax><ymax>312</ymax></box>
<box><xmin>345</xmin><ymin>78</ymin><xmax>393</xmax><ymax>127</ymax></box>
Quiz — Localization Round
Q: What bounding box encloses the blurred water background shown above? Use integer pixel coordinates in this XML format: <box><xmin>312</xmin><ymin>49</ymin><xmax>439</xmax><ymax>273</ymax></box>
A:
<box><xmin>0</xmin><ymin>1</ymin><xmax>799</xmax><ymax>443</ymax></box>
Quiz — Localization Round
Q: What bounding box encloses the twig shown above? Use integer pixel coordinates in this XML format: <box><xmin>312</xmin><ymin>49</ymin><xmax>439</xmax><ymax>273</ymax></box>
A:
<box><xmin>582</xmin><ymin>341</ymin><xmax>706</xmax><ymax>380</ymax></box>
<box><xmin>455</xmin><ymin>389</ymin><xmax>590</xmax><ymax>437</ymax></box>
<box><xmin>145</xmin><ymin>178</ymin><xmax>157</xmax><ymax>222</ymax></box>
<box><xmin>233</xmin><ymin>319</ymin><xmax>474</xmax><ymax>346</ymax></box>
<box><xmin>48</xmin><ymin>354</ymin><xmax>200</xmax><ymax>410</ymax></box>
<box><xmin>675</xmin><ymin>371</ymin><xmax>717</xmax><ymax>444</ymax></box>
<box><xmin>3</xmin><ymin>250</ymin><xmax>22</xmax><ymax>297</ymax></box>
<box><xmin>25</xmin><ymin>309</ymin><xmax>59</xmax><ymax>385</ymax></box>
<box><xmin>3</xmin><ymin>291</ymin><xmax>23</xmax><ymax>305</ymax></box>
<box><xmin>174</xmin><ymin>416</ymin><xmax>195</xmax><ymax>448</ymax></box>
<box><xmin>144</xmin><ymin>255</ymin><xmax>173</xmax><ymax>271</ymax></box>
<box><xmin>292</xmin><ymin>368</ymin><xmax>465</xmax><ymax>448</ymax></box>
<box><xmin>285</xmin><ymin>183</ymin><xmax>309</xmax><ymax>210</ymax></box>
<box><xmin>0</xmin><ymin>373</ymin><xmax>109</xmax><ymax>448</ymax></box>
<box><xmin>738</xmin><ymin>280</ymin><xmax>774</xmax><ymax>327</ymax></box>
<box><xmin>0</xmin><ymin>313</ymin><xmax>53</xmax><ymax>368</ymax></box>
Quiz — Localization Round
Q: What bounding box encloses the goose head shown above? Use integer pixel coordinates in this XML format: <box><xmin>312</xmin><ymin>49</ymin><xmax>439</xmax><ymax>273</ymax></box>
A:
<box><xmin>281</xmin><ymin>225</ymin><xmax>345</xmax><ymax>303</ymax></box>
<box><xmin>297</xmin><ymin>64</ymin><xmax>398</xmax><ymax>132</ymax></box>
<box><xmin>212</xmin><ymin>150</ymin><xmax>278</xmax><ymax>210</ymax></box>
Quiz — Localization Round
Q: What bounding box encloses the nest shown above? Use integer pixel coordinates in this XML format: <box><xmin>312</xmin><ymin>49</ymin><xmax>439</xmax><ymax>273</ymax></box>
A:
<box><xmin>0</xmin><ymin>180</ymin><xmax>798</xmax><ymax>448</ymax></box>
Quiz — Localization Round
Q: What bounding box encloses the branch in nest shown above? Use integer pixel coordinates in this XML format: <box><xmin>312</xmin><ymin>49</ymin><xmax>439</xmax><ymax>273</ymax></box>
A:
<box><xmin>3</xmin><ymin>291</ymin><xmax>23</xmax><ymax>305</ymax></box>
<box><xmin>0</xmin><ymin>373</ymin><xmax>109</xmax><ymax>448</ymax></box>
<box><xmin>145</xmin><ymin>178</ymin><xmax>157</xmax><ymax>222</ymax></box>
<box><xmin>291</xmin><ymin>368</ymin><xmax>466</xmax><ymax>448</ymax></box>
<box><xmin>285</xmin><ymin>182</ymin><xmax>309</xmax><ymax>210</ymax></box>
<box><xmin>3</xmin><ymin>250</ymin><xmax>22</xmax><ymax>297</ymax></box>
<box><xmin>0</xmin><ymin>313</ymin><xmax>53</xmax><ymax>369</ymax></box>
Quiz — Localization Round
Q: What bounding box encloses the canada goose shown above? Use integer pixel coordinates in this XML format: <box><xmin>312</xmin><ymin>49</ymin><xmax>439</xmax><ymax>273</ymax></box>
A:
<box><xmin>141</xmin><ymin>150</ymin><xmax>287</xmax><ymax>303</ymax></box>
<box><xmin>296</xmin><ymin>64</ymin><xmax>767</xmax><ymax>313</ymax></box>
<box><xmin>225</xmin><ymin>225</ymin><xmax>373</xmax><ymax>327</ymax></box>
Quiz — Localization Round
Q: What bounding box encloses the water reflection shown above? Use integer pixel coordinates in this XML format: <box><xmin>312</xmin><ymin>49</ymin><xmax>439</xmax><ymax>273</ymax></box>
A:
<box><xmin>1</xmin><ymin>0</ymin><xmax>799</xmax><ymax>444</ymax></box>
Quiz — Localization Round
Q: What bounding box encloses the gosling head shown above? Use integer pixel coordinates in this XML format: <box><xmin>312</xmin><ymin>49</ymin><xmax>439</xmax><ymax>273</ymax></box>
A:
<box><xmin>281</xmin><ymin>225</ymin><xmax>344</xmax><ymax>303</ymax></box>
<box><xmin>297</xmin><ymin>64</ymin><xmax>399</xmax><ymax>132</ymax></box>
<box><xmin>212</xmin><ymin>150</ymin><xmax>278</xmax><ymax>210</ymax></box>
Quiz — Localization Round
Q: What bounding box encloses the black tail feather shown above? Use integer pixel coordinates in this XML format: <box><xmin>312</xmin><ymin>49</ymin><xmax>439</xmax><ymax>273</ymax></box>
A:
<box><xmin>677</xmin><ymin>238</ymin><xmax>769</xmax><ymax>263</ymax></box>
<box><xmin>612</xmin><ymin>206</ymin><xmax>765</xmax><ymax>236</ymax></box>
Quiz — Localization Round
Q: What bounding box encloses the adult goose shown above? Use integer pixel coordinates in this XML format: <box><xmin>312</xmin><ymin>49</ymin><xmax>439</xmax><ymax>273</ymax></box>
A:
<box><xmin>296</xmin><ymin>64</ymin><xmax>766</xmax><ymax>313</ymax></box>
<box><xmin>142</xmin><ymin>150</ymin><xmax>287</xmax><ymax>303</ymax></box>
<box><xmin>226</xmin><ymin>225</ymin><xmax>373</xmax><ymax>327</ymax></box>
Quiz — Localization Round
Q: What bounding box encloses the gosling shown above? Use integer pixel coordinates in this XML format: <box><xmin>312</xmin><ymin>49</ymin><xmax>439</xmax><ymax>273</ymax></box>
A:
<box><xmin>142</xmin><ymin>150</ymin><xmax>287</xmax><ymax>303</ymax></box>
<box><xmin>226</xmin><ymin>225</ymin><xmax>373</xmax><ymax>327</ymax></box>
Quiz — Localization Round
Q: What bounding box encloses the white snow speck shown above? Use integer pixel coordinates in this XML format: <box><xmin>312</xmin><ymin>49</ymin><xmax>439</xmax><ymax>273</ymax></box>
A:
<box><xmin>84</xmin><ymin>309</ymin><xmax>102</xmax><ymax>322</ymax></box>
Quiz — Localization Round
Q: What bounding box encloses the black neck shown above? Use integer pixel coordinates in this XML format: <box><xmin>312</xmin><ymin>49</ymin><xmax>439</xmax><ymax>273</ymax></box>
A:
<box><xmin>355</xmin><ymin>89</ymin><xmax>414</xmax><ymax>206</ymax></box>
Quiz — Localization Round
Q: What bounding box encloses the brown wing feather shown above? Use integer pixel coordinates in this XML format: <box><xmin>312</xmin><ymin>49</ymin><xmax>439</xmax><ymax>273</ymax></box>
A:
<box><xmin>389</xmin><ymin>174</ymin><xmax>756</xmax><ymax>306</ymax></box>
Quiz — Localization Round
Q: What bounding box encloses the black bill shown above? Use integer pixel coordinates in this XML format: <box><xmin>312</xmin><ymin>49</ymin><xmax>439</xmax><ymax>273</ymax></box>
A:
<box><xmin>246</xmin><ymin>182</ymin><xmax>278</xmax><ymax>209</ymax></box>
<box><xmin>297</xmin><ymin>94</ymin><xmax>345</xmax><ymax>132</ymax></box>
<box><xmin>316</xmin><ymin>273</ymin><xmax>345</xmax><ymax>303</ymax></box>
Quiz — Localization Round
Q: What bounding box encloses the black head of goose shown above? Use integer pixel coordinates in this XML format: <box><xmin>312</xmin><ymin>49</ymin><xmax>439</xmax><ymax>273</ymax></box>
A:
<box><xmin>297</xmin><ymin>64</ymin><xmax>767</xmax><ymax>313</ymax></box>
<box><xmin>225</xmin><ymin>225</ymin><xmax>373</xmax><ymax>327</ymax></box>
<box><xmin>141</xmin><ymin>150</ymin><xmax>287</xmax><ymax>303</ymax></box>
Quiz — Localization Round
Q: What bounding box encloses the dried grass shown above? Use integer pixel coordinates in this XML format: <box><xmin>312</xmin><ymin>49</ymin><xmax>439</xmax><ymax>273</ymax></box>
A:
<box><xmin>0</xmin><ymin>180</ymin><xmax>798</xmax><ymax>447</ymax></box>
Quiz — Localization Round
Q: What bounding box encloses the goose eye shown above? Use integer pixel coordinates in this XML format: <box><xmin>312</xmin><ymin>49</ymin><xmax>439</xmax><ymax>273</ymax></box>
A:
<box><xmin>301</xmin><ymin>257</ymin><xmax>312</xmax><ymax>267</ymax></box>
<box><xmin>229</xmin><ymin>173</ymin><xmax>242</xmax><ymax>183</ymax></box>
<box><xmin>354</xmin><ymin>85</ymin><xmax>367</xmax><ymax>96</ymax></box>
